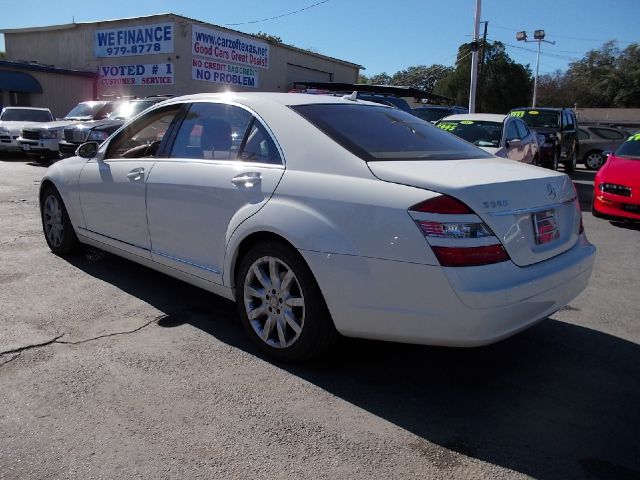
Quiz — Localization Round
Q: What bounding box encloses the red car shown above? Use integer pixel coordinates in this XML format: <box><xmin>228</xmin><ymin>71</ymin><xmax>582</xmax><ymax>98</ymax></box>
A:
<box><xmin>593</xmin><ymin>132</ymin><xmax>640</xmax><ymax>221</ymax></box>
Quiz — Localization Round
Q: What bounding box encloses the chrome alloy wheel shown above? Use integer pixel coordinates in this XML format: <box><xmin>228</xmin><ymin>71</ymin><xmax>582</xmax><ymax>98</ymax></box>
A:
<box><xmin>243</xmin><ymin>256</ymin><xmax>305</xmax><ymax>348</ymax></box>
<box><xmin>585</xmin><ymin>152</ymin><xmax>604</xmax><ymax>170</ymax></box>
<box><xmin>43</xmin><ymin>194</ymin><xmax>64</xmax><ymax>248</ymax></box>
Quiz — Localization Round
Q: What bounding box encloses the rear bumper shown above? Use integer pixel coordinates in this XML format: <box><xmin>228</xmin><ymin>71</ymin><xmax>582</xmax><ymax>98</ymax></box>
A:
<box><xmin>301</xmin><ymin>236</ymin><xmax>595</xmax><ymax>347</ymax></box>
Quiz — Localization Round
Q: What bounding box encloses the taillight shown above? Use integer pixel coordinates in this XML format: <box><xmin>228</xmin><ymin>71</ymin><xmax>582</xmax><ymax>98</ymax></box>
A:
<box><xmin>409</xmin><ymin>194</ymin><xmax>510</xmax><ymax>267</ymax></box>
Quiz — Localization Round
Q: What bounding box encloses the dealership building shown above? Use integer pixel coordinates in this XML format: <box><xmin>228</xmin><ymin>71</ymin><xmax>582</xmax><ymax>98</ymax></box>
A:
<box><xmin>0</xmin><ymin>13</ymin><xmax>360</xmax><ymax>116</ymax></box>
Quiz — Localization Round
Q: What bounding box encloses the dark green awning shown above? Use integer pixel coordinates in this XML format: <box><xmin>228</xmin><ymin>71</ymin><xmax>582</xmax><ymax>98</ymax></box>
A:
<box><xmin>0</xmin><ymin>71</ymin><xmax>43</xmax><ymax>93</ymax></box>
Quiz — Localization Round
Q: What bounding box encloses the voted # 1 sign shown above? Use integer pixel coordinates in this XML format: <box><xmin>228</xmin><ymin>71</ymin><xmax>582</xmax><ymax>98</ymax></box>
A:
<box><xmin>100</xmin><ymin>63</ymin><xmax>174</xmax><ymax>86</ymax></box>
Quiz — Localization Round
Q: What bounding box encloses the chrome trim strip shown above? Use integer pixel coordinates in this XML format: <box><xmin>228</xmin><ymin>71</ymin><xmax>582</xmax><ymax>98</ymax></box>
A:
<box><xmin>489</xmin><ymin>196</ymin><xmax>577</xmax><ymax>216</ymax></box>
<box><xmin>151</xmin><ymin>250</ymin><xmax>221</xmax><ymax>275</ymax></box>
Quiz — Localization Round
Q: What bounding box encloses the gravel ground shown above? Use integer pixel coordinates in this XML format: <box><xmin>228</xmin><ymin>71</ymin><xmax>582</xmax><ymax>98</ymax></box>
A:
<box><xmin>1</xmin><ymin>156</ymin><xmax>639</xmax><ymax>479</ymax></box>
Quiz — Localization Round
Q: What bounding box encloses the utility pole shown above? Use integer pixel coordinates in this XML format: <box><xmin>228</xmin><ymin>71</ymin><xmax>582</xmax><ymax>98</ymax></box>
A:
<box><xmin>476</xmin><ymin>21</ymin><xmax>488</xmax><ymax>112</ymax></box>
<box><xmin>468</xmin><ymin>0</ymin><xmax>481</xmax><ymax>113</ymax></box>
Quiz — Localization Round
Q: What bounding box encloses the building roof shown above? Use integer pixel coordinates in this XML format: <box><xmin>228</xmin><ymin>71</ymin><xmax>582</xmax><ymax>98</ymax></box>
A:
<box><xmin>0</xmin><ymin>60</ymin><xmax>97</xmax><ymax>78</ymax></box>
<box><xmin>0</xmin><ymin>13</ymin><xmax>362</xmax><ymax>69</ymax></box>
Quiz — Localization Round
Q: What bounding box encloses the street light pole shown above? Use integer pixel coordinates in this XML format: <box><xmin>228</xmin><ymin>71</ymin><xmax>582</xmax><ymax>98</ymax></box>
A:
<box><xmin>468</xmin><ymin>0</ymin><xmax>481</xmax><ymax>113</ymax></box>
<box><xmin>516</xmin><ymin>29</ymin><xmax>555</xmax><ymax>108</ymax></box>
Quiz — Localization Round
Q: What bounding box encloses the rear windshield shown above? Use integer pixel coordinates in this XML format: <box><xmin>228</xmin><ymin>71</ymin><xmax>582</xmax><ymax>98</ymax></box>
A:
<box><xmin>510</xmin><ymin>110</ymin><xmax>560</xmax><ymax>128</ymax></box>
<box><xmin>412</xmin><ymin>108</ymin><xmax>451</xmax><ymax>122</ymax></box>
<box><xmin>436</xmin><ymin>120</ymin><xmax>502</xmax><ymax>147</ymax></box>
<box><xmin>0</xmin><ymin>109</ymin><xmax>53</xmax><ymax>122</ymax></box>
<box><xmin>292</xmin><ymin>104</ymin><xmax>491</xmax><ymax>161</ymax></box>
<box><xmin>614</xmin><ymin>133</ymin><xmax>640</xmax><ymax>159</ymax></box>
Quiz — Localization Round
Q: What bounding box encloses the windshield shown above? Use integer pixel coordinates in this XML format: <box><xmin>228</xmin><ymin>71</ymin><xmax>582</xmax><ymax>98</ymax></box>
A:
<box><xmin>0</xmin><ymin>109</ymin><xmax>53</xmax><ymax>122</ymax></box>
<box><xmin>65</xmin><ymin>102</ymin><xmax>107</xmax><ymax>119</ymax></box>
<box><xmin>614</xmin><ymin>133</ymin><xmax>640</xmax><ymax>159</ymax></box>
<box><xmin>436</xmin><ymin>120</ymin><xmax>502</xmax><ymax>147</ymax></box>
<box><xmin>413</xmin><ymin>108</ymin><xmax>451</xmax><ymax>122</ymax></box>
<box><xmin>292</xmin><ymin>104</ymin><xmax>492</xmax><ymax>161</ymax></box>
<box><xmin>109</xmin><ymin>101</ymin><xmax>156</xmax><ymax>120</ymax></box>
<box><xmin>510</xmin><ymin>110</ymin><xmax>560</xmax><ymax>128</ymax></box>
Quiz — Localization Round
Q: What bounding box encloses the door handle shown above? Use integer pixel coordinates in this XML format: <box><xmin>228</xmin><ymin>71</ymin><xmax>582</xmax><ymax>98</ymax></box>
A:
<box><xmin>127</xmin><ymin>167</ymin><xmax>145</xmax><ymax>181</ymax></box>
<box><xmin>231</xmin><ymin>172</ymin><xmax>262</xmax><ymax>188</ymax></box>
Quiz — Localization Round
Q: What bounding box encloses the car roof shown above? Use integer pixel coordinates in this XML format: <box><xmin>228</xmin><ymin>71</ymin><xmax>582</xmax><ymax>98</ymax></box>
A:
<box><xmin>2</xmin><ymin>106</ymin><xmax>51</xmax><ymax>111</ymax></box>
<box><xmin>440</xmin><ymin>113</ymin><xmax>507</xmax><ymax>123</ymax></box>
<box><xmin>510</xmin><ymin>107</ymin><xmax>570</xmax><ymax>112</ymax></box>
<box><xmin>156</xmin><ymin>92</ymin><xmax>397</xmax><ymax>109</ymax></box>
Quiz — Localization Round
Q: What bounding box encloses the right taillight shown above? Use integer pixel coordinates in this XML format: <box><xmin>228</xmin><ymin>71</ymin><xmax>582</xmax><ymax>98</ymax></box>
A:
<box><xmin>409</xmin><ymin>194</ymin><xmax>510</xmax><ymax>267</ymax></box>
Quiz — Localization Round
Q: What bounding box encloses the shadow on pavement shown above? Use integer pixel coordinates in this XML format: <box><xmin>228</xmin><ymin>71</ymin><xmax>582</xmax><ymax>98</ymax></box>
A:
<box><xmin>63</xmin><ymin>249</ymin><xmax>640</xmax><ymax>480</ymax></box>
<box><xmin>568</xmin><ymin>168</ymin><xmax>596</xmax><ymax>213</ymax></box>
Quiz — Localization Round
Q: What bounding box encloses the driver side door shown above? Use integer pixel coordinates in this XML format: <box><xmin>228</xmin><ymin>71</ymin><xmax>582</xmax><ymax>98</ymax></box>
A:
<box><xmin>77</xmin><ymin>104</ymin><xmax>183</xmax><ymax>259</ymax></box>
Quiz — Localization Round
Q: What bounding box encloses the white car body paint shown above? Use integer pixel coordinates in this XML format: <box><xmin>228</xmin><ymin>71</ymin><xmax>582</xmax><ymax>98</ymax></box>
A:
<box><xmin>41</xmin><ymin>92</ymin><xmax>595</xmax><ymax>347</ymax></box>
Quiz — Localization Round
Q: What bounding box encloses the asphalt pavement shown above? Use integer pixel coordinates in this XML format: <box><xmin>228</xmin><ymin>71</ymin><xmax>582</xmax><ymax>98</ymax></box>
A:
<box><xmin>1</xmin><ymin>155</ymin><xmax>639</xmax><ymax>479</ymax></box>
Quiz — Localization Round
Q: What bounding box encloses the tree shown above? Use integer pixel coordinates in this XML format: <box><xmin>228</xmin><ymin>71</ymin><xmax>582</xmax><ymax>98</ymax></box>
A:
<box><xmin>357</xmin><ymin>73</ymin><xmax>370</xmax><ymax>84</ymax></box>
<box><xmin>436</xmin><ymin>41</ymin><xmax>532</xmax><ymax>112</ymax></box>
<box><xmin>254</xmin><ymin>31</ymin><xmax>282</xmax><ymax>43</ymax></box>
<box><xmin>390</xmin><ymin>64</ymin><xmax>452</xmax><ymax>92</ymax></box>
<box><xmin>368</xmin><ymin>72</ymin><xmax>392</xmax><ymax>85</ymax></box>
<box><xmin>0</xmin><ymin>51</ymin><xmax>5</xmax><ymax>59</ymax></box>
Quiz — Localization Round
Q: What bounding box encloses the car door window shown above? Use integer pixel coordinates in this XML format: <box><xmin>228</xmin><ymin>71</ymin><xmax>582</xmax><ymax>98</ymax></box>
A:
<box><xmin>239</xmin><ymin>120</ymin><xmax>283</xmax><ymax>165</ymax></box>
<box><xmin>505</xmin><ymin>120</ymin><xmax>519</xmax><ymax>141</ymax></box>
<box><xmin>591</xmin><ymin>127</ymin><xmax>625</xmax><ymax>140</ymax></box>
<box><xmin>169</xmin><ymin>102</ymin><xmax>252</xmax><ymax>160</ymax></box>
<box><xmin>577</xmin><ymin>129</ymin><xmax>589</xmax><ymax>141</ymax></box>
<box><xmin>106</xmin><ymin>105</ymin><xmax>181</xmax><ymax>159</ymax></box>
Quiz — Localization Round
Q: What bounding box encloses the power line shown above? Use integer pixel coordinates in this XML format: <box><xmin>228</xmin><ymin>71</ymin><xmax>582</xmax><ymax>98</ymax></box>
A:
<box><xmin>224</xmin><ymin>0</ymin><xmax>330</xmax><ymax>26</ymax></box>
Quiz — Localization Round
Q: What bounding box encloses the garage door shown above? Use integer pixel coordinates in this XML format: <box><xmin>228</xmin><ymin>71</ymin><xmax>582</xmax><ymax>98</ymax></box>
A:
<box><xmin>286</xmin><ymin>64</ymin><xmax>332</xmax><ymax>89</ymax></box>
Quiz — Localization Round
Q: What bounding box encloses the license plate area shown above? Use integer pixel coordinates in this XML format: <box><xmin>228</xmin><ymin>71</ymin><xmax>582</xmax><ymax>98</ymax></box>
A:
<box><xmin>532</xmin><ymin>209</ymin><xmax>559</xmax><ymax>244</ymax></box>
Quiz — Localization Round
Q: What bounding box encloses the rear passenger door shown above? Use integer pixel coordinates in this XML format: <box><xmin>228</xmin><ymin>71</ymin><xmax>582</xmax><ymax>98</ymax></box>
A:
<box><xmin>145</xmin><ymin>101</ymin><xmax>285</xmax><ymax>285</ymax></box>
<box><xmin>504</xmin><ymin>119</ymin><xmax>525</xmax><ymax>162</ymax></box>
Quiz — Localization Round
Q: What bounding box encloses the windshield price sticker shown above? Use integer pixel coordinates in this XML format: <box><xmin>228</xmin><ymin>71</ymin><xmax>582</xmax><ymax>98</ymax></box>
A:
<box><xmin>510</xmin><ymin>111</ymin><xmax>525</xmax><ymax>118</ymax></box>
<box><xmin>460</xmin><ymin>120</ymin><xmax>475</xmax><ymax>125</ymax></box>
<box><xmin>628</xmin><ymin>133</ymin><xmax>640</xmax><ymax>142</ymax></box>
<box><xmin>437</xmin><ymin>122</ymin><xmax>458</xmax><ymax>132</ymax></box>
<box><xmin>94</xmin><ymin>23</ymin><xmax>174</xmax><ymax>57</ymax></box>
<box><xmin>528</xmin><ymin>110</ymin><xmax>539</xmax><ymax>115</ymax></box>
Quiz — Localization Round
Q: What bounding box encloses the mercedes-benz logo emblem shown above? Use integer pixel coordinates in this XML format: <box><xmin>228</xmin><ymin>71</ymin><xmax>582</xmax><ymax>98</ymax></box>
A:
<box><xmin>547</xmin><ymin>184</ymin><xmax>557</xmax><ymax>200</ymax></box>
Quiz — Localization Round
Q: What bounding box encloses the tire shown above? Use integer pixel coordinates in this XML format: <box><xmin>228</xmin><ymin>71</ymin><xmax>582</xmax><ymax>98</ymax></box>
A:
<box><xmin>235</xmin><ymin>241</ymin><xmax>338</xmax><ymax>361</ymax></box>
<box><xmin>40</xmin><ymin>186</ymin><xmax>80</xmax><ymax>255</ymax></box>
<box><xmin>565</xmin><ymin>148</ymin><xmax>577</xmax><ymax>173</ymax></box>
<box><xmin>584</xmin><ymin>150</ymin><xmax>605</xmax><ymax>170</ymax></box>
<box><xmin>545</xmin><ymin>150</ymin><xmax>559</xmax><ymax>170</ymax></box>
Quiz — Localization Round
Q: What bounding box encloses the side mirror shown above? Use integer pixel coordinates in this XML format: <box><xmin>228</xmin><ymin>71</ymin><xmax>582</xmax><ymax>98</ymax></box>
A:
<box><xmin>76</xmin><ymin>141</ymin><xmax>99</xmax><ymax>158</ymax></box>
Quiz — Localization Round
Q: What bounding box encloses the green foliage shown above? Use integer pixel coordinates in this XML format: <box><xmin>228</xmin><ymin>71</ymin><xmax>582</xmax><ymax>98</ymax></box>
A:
<box><xmin>435</xmin><ymin>41</ymin><xmax>533</xmax><ymax>112</ymax></box>
<box><xmin>254</xmin><ymin>32</ymin><xmax>283</xmax><ymax>44</ymax></box>
<box><xmin>390</xmin><ymin>65</ymin><xmax>453</xmax><ymax>92</ymax></box>
<box><xmin>537</xmin><ymin>41</ymin><xmax>640</xmax><ymax>108</ymax></box>
<box><xmin>0</xmin><ymin>51</ymin><xmax>6</xmax><ymax>59</ymax></box>
<box><xmin>369</xmin><ymin>72</ymin><xmax>392</xmax><ymax>85</ymax></box>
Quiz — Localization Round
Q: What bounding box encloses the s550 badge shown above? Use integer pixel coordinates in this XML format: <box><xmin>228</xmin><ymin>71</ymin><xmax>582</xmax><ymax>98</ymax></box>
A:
<box><xmin>482</xmin><ymin>200</ymin><xmax>509</xmax><ymax>209</ymax></box>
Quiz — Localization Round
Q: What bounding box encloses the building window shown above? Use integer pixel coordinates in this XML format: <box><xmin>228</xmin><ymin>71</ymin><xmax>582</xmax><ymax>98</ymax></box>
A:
<box><xmin>9</xmin><ymin>92</ymin><xmax>30</xmax><ymax>106</ymax></box>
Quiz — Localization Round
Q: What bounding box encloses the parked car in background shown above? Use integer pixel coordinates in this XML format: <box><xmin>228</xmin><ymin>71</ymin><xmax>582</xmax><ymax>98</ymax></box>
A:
<box><xmin>510</xmin><ymin>107</ymin><xmax>578</xmax><ymax>171</ymax></box>
<box><xmin>0</xmin><ymin>107</ymin><xmax>54</xmax><ymax>154</ymax></box>
<box><xmin>413</xmin><ymin>105</ymin><xmax>469</xmax><ymax>123</ymax></box>
<box><xmin>577</xmin><ymin>125</ymin><xmax>627</xmax><ymax>170</ymax></box>
<box><xmin>436</xmin><ymin>113</ymin><xmax>539</xmax><ymax>164</ymax></box>
<box><xmin>18</xmin><ymin>101</ymin><xmax>115</xmax><ymax>160</ymax></box>
<box><xmin>592</xmin><ymin>132</ymin><xmax>640</xmax><ymax>222</ymax></box>
<box><xmin>39</xmin><ymin>92</ymin><xmax>594</xmax><ymax>361</ymax></box>
<box><xmin>58</xmin><ymin>97</ymin><xmax>169</xmax><ymax>158</ymax></box>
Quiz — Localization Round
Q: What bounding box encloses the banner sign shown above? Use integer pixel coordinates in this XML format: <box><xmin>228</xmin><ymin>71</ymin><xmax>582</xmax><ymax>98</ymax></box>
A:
<box><xmin>95</xmin><ymin>22</ymin><xmax>174</xmax><ymax>57</ymax></box>
<box><xmin>191</xmin><ymin>58</ymin><xmax>258</xmax><ymax>88</ymax></box>
<box><xmin>192</xmin><ymin>25</ymin><xmax>269</xmax><ymax>69</ymax></box>
<box><xmin>99</xmin><ymin>63</ymin><xmax>174</xmax><ymax>86</ymax></box>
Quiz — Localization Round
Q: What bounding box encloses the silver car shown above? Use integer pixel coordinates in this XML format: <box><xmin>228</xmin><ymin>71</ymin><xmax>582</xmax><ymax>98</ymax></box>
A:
<box><xmin>577</xmin><ymin>126</ymin><xmax>628</xmax><ymax>170</ymax></box>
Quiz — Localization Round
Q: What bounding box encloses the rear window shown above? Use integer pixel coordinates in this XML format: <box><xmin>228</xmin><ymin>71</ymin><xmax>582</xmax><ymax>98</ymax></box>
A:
<box><xmin>436</xmin><ymin>119</ymin><xmax>502</xmax><ymax>147</ymax></box>
<box><xmin>0</xmin><ymin>109</ymin><xmax>53</xmax><ymax>122</ymax></box>
<box><xmin>614</xmin><ymin>133</ymin><xmax>640</xmax><ymax>158</ymax></box>
<box><xmin>292</xmin><ymin>104</ymin><xmax>491</xmax><ymax>161</ymax></box>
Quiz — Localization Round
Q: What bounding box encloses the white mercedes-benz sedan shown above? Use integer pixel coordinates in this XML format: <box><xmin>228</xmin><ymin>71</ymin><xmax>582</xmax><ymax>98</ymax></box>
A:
<box><xmin>39</xmin><ymin>93</ymin><xmax>595</xmax><ymax>360</ymax></box>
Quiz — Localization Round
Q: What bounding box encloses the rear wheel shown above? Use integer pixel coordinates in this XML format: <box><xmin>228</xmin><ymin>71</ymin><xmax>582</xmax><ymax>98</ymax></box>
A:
<box><xmin>235</xmin><ymin>241</ymin><xmax>337</xmax><ymax>361</ymax></box>
<box><xmin>565</xmin><ymin>149</ymin><xmax>577</xmax><ymax>173</ymax></box>
<box><xmin>545</xmin><ymin>150</ymin><xmax>559</xmax><ymax>170</ymax></box>
<box><xmin>584</xmin><ymin>150</ymin><xmax>605</xmax><ymax>170</ymax></box>
<box><xmin>40</xmin><ymin>186</ymin><xmax>80</xmax><ymax>255</ymax></box>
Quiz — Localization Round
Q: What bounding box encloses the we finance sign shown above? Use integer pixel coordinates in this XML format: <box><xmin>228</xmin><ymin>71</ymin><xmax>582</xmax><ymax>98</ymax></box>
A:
<box><xmin>94</xmin><ymin>22</ymin><xmax>174</xmax><ymax>57</ymax></box>
<box><xmin>192</xmin><ymin>25</ymin><xmax>269</xmax><ymax>69</ymax></box>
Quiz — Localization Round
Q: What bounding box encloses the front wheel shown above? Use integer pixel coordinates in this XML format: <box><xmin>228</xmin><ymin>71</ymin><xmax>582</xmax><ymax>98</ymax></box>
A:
<box><xmin>584</xmin><ymin>151</ymin><xmax>605</xmax><ymax>170</ymax></box>
<box><xmin>40</xmin><ymin>186</ymin><xmax>80</xmax><ymax>255</ymax></box>
<box><xmin>235</xmin><ymin>241</ymin><xmax>337</xmax><ymax>361</ymax></box>
<box><xmin>565</xmin><ymin>149</ymin><xmax>577</xmax><ymax>173</ymax></box>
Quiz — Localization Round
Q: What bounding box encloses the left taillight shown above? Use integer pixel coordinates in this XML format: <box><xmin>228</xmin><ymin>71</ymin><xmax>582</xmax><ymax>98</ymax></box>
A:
<box><xmin>409</xmin><ymin>194</ymin><xmax>510</xmax><ymax>267</ymax></box>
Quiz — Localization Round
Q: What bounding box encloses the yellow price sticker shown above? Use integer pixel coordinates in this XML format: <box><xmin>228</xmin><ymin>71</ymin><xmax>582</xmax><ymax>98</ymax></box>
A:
<box><xmin>529</xmin><ymin>110</ymin><xmax>539</xmax><ymax>115</ymax></box>
<box><xmin>460</xmin><ymin>120</ymin><xmax>474</xmax><ymax>125</ymax></box>
<box><xmin>437</xmin><ymin>123</ymin><xmax>457</xmax><ymax>132</ymax></box>
<box><xmin>510</xmin><ymin>111</ymin><xmax>525</xmax><ymax>118</ymax></box>
<box><xmin>627</xmin><ymin>133</ymin><xmax>640</xmax><ymax>142</ymax></box>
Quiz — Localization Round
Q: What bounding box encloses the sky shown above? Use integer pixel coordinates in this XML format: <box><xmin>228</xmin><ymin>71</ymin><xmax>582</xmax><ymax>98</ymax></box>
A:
<box><xmin>1</xmin><ymin>0</ymin><xmax>638</xmax><ymax>77</ymax></box>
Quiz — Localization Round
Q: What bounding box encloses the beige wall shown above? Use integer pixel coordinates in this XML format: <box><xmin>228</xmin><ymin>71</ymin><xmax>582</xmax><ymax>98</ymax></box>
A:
<box><xmin>575</xmin><ymin>108</ymin><xmax>640</xmax><ymax>123</ymax></box>
<box><xmin>4</xmin><ymin>14</ymin><xmax>359</xmax><ymax>100</ymax></box>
